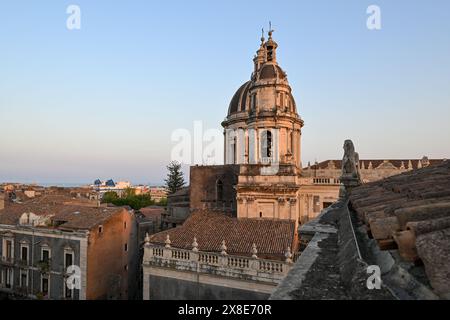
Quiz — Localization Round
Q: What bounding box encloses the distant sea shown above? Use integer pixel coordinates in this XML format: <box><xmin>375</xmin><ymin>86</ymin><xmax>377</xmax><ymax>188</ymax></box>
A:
<box><xmin>1</xmin><ymin>182</ymin><xmax>165</xmax><ymax>187</ymax></box>
<box><xmin>40</xmin><ymin>182</ymin><xmax>89</xmax><ymax>188</ymax></box>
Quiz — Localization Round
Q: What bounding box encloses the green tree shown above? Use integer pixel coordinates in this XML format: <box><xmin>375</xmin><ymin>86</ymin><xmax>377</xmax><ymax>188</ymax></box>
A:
<box><xmin>102</xmin><ymin>191</ymin><xmax>119</xmax><ymax>203</ymax></box>
<box><xmin>101</xmin><ymin>190</ymin><xmax>153</xmax><ymax>210</ymax></box>
<box><xmin>123</xmin><ymin>187</ymin><xmax>136</xmax><ymax>198</ymax></box>
<box><xmin>156</xmin><ymin>198</ymin><xmax>168</xmax><ymax>207</ymax></box>
<box><xmin>164</xmin><ymin>161</ymin><xmax>186</xmax><ymax>195</ymax></box>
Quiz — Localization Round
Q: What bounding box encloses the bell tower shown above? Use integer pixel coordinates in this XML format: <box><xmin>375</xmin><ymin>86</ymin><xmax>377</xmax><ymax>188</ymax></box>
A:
<box><xmin>222</xmin><ymin>28</ymin><xmax>304</xmax><ymax>169</ymax></box>
<box><xmin>221</xmin><ymin>28</ymin><xmax>305</xmax><ymax>226</ymax></box>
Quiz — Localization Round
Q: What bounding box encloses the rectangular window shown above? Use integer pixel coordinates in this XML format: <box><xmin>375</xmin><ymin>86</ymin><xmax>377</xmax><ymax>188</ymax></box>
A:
<box><xmin>41</xmin><ymin>276</ymin><xmax>49</xmax><ymax>296</ymax></box>
<box><xmin>65</xmin><ymin>280</ymin><xmax>73</xmax><ymax>299</ymax></box>
<box><xmin>65</xmin><ymin>252</ymin><xmax>73</xmax><ymax>270</ymax></box>
<box><xmin>124</xmin><ymin>243</ymin><xmax>128</xmax><ymax>252</ymax></box>
<box><xmin>6</xmin><ymin>240</ymin><xmax>12</xmax><ymax>259</ymax></box>
<box><xmin>21</xmin><ymin>245</ymin><xmax>29</xmax><ymax>263</ymax></box>
<box><xmin>98</xmin><ymin>225</ymin><xmax>103</xmax><ymax>233</ymax></box>
<box><xmin>20</xmin><ymin>269</ymin><xmax>28</xmax><ymax>288</ymax></box>
<box><xmin>42</xmin><ymin>248</ymin><xmax>50</xmax><ymax>262</ymax></box>
<box><xmin>5</xmin><ymin>268</ymin><xmax>13</xmax><ymax>288</ymax></box>
<box><xmin>313</xmin><ymin>196</ymin><xmax>321</xmax><ymax>213</ymax></box>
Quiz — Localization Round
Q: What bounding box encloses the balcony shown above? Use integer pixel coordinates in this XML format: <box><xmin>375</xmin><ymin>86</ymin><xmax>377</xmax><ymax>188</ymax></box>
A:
<box><xmin>17</xmin><ymin>259</ymin><xmax>30</xmax><ymax>267</ymax></box>
<box><xmin>36</xmin><ymin>260</ymin><xmax>51</xmax><ymax>273</ymax></box>
<box><xmin>0</xmin><ymin>256</ymin><xmax>14</xmax><ymax>265</ymax></box>
<box><xmin>260</xmin><ymin>157</ymin><xmax>273</xmax><ymax>165</ymax></box>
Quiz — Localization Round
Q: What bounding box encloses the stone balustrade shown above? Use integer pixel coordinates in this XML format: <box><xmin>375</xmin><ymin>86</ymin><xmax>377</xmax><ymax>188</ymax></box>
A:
<box><xmin>143</xmin><ymin>243</ymin><xmax>293</xmax><ymax>284</ymax></box>
<box><xmin>300</xmin><ymin>177</ymin><xmax>341</xmax><ymax>185</ymax></box>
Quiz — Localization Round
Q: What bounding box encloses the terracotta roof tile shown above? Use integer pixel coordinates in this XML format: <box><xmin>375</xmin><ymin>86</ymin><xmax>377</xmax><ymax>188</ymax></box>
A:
<box><xmin>349</xmin><ymin>160</ymin><xmax>450</xmax><ymax>298</ymax></box>
<box><xmin>0</xmin><ymin>195</ymin><xmax>126</xmax><ymax>230</ymax></box>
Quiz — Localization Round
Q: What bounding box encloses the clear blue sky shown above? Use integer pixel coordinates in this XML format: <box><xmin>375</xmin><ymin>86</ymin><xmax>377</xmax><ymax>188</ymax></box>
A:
<box><xmin>0</xmin><ymin>0</ymin><xmax>449</xmax><ymax>185</ymax></box>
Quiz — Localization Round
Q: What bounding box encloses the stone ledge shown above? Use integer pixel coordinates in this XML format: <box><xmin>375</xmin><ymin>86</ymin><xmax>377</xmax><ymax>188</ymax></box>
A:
<box><xmin>269</xmin><ymin>232</ymin><xmax>330</xmax><ymax>300</ymax></box>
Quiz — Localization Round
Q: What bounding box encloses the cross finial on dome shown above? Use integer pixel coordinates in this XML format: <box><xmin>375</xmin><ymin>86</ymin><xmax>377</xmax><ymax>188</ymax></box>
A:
<box><xmin>268</xmin><ymin>21</ymin><xmax>274</xmax><ymax>39</ymax></box>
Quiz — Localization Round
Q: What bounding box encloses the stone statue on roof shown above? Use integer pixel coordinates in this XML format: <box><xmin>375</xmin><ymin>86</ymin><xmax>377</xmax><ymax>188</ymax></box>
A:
<box><xmin>340</xmin><ymin>140</ymin><xmax>362</xmax><ymax>196</ymax></box>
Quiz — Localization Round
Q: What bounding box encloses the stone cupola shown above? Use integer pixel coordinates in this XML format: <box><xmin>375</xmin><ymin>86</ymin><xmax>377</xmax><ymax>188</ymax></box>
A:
<box><xmin>222</xmin><ymin>28</ymin><xmax>304</xmax><ymax>169</ymax></box>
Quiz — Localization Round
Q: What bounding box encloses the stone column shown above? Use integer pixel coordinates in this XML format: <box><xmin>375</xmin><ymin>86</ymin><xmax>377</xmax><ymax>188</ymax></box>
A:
<box><xmin>248</xmin><ymin>128</ymin><xmax>257</xmax><ymax>164</ymax></box>
<box><xmin>224</xmin><ymin>129</ymin><xmax>230</xmax><ymax>164</ymax></box>
<box><xmin>237</xmin><ymin>128</ymin><xmax>245</xmax><ymax>164</ymax></box>
<box><xmin>273</xmin><ymin>128</ymin><xmax>280</xmax><ymax>163</ymax></box>
<box><xmin>297</xmin><ymin>130</ymin><xmax>302</xmax><ymax>168</ymax></box>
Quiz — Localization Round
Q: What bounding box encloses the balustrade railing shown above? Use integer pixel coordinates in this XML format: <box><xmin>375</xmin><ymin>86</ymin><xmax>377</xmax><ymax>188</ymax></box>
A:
<box><xmin>144</xmin><ymin>244</ymin><xmax>293</xmax><ymax>282</ymax></box>
<box><xmin>300</xmin><ymin>177</ymin><xmax>341</xmax><ymax>185</ymax></box>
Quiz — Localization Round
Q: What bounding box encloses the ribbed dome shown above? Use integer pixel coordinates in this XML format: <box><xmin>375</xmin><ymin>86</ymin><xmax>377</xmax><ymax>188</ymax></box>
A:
<box><xmin>227</xmin><ymin>81</ymin><xmax>251</xmax><ymax>115</ymax></box>
<box><xmin>259</xmin><ymin>64</ymin><xmax>286</xmax><ymax>80</ymax></box>
<box><xmin>227</xmin><ymin>78</ymin><xmax>297</xmax><ymax>117</ymax></box>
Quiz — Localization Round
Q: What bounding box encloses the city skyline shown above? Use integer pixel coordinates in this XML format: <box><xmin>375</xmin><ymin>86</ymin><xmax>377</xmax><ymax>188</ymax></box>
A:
<box><xmin>1</xmin><ymin>0</ymin><xmax>449</xmax><ymax>184</ymax></box>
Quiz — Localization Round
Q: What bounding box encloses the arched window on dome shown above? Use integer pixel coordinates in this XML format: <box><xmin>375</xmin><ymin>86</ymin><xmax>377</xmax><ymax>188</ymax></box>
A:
<box><xmin>261</xmin><ymin>130</ymin><xmax>272</xmax><ymax>160</ymax></box>
<box><xmin>216</xmin><ymin>180</ymin><xmax>224</xmax><ymax>202</ymax></box>
<box><xmin>251</xmin><ymin>93</ymin><xmax>257</xmax><ymax>110</ymax></box>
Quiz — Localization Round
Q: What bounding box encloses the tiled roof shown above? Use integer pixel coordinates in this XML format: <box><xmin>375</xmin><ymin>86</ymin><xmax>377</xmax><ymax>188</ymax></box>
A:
<box><xmin>349</xmin><ymin>160</ymin><xmax>450</xmax><ymax>298</ymax></box>
<box><xmin>305</xmin><ymin>159</ymin><xmax>444</xmax><ymax>170</ymax></box>
<box><xmin>167</xmin><ymin>187</ymin><xmax>189</xmax><ymax>198</ymax></box>
<box><xmin>150</xmin><ymin>211</ymin><xmax>296</xmax><ymax>260</ymax></box>
<box><xmin>140</xmin><ymin>206</ymin><xmax>165</xmax><ymax>219</ymax></box>
<box><xmin>0</xmin><ymin>195</ymin><xmax>126</xmax><ymax>231</ymax></box>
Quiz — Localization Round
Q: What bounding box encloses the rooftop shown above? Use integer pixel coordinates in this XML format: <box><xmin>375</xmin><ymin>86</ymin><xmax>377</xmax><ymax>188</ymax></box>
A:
<box><xmin>272</xmin><ymin>160</ymin><xmax>450</xmax><ymax>300</ymax></box>
<box><xmin>150</xmin><ymin>210</ymin><xmax>297</xmax><ymax>260</ymax></box>
<box><xmin>305</xmin><ymin>158</ymin><xmax>444</xmax><ymax>171</ymax></box>
<box><xmin>0</xmin><ymin>194</ymin><xmax>127</xmax><ymax>231</ymax></box>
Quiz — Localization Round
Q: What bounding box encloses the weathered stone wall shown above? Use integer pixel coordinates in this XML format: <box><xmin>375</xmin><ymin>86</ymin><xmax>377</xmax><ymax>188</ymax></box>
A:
<box><xmin>189</xmin><ymin>165</ymin><xmax>240</xmax><ymax>215</ymax></box>
<box><xmin>86</xmin><ymin>208</ymin><xmax>137</xmax><ymax>300</ymax></box>
<box><xmin>148</xmin><ymin>275</ymin><xmax>269</xmax><ymax>300</ymax></box>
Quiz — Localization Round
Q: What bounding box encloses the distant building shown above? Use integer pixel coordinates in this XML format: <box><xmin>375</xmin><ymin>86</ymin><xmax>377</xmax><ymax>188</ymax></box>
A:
<box><xmin>0</xmin><ymin>195</ymin><xmax>139</xmax><ymax>300</ymax></box>
<box><xmin>91</xmin><ymin>179</ymin><xmax>131</xmax><ymax>198</ymax></box>
<box><xmin>148</xmin><ymin>187</ymin><xmax>167</xmax><ymax>202</ymax></box>
<box><xmin>138</xmin><ymin>206</ymin><xmax>165</xmax><ymax>237</ymax></box>
<box><xmin>161</xmin><ymin>187</ymin><xmax>189</xmax><ymax>229</ymax></box>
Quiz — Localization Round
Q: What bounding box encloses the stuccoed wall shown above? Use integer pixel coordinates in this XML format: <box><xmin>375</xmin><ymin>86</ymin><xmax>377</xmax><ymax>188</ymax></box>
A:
<box><xmin>149</xmin><ymin>275</ymin><xmax>269</xmax><ymax>300</ymax></box>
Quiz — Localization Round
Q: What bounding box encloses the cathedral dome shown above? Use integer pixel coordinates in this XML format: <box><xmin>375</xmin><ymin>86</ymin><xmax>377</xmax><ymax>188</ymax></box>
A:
<box><xmin>227</xmin><ymin>81</ymin><xmax>251</xmax><ymax>115</ymax></box>
<box><xmin>227</xmin><ymin>71</ymin><xmax>297</xmax><ymax>117</ymax></box>
<box><xmin>259</xmin><ymin>64</ymin><xmax>287</xmax><ymax>80</ymax></box>
<box><xmin>225</xmin><ymin>29</ymin><xmax>300</xmax><ymax>118</ymax></box>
